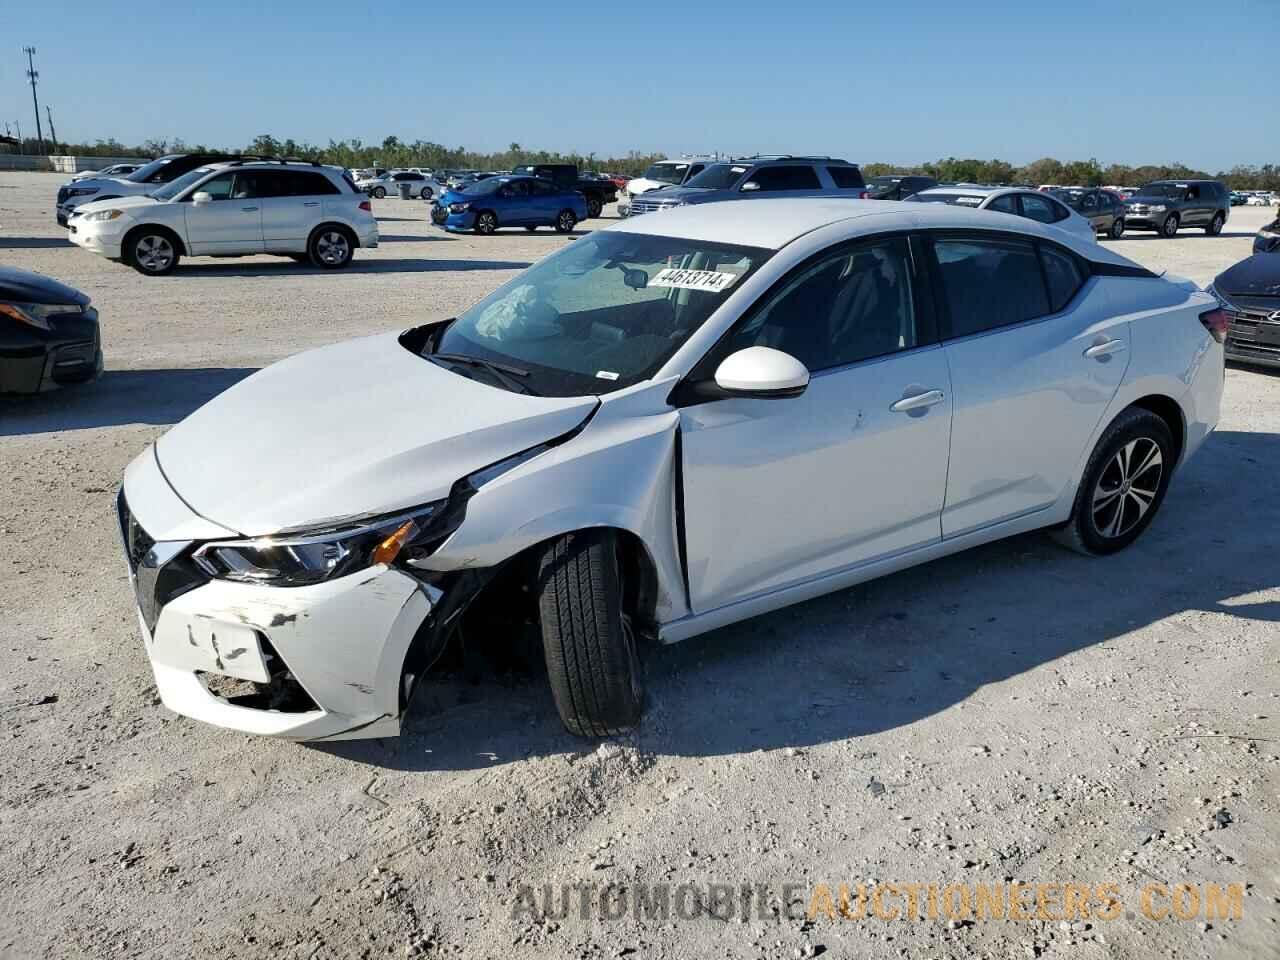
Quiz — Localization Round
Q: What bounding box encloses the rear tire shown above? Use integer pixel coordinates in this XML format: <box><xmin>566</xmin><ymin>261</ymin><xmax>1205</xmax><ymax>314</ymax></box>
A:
<box><xmin>308</xmin><ymin>226</ymin><xmax>354</xmax><ymax>269</ymax></box>
<box><xmin>537</xmin><ymin>530</ymin><xmax>643</xmax><ymax>738</ymax></box>
<box><xmin>1206</xmin><ymin>212</ymin><xmax>1224</xmax><ymax>236</ymax></box>
<box><xmin>372</xmin><ymin>187</ymin><xmax>386</xmax><ymax>199</ymax></box>
<box><xmin>1050</xmin><ymin>407</ymin><xmax>1175</xmax><ymax>556</ymax></box>
<box><xmin>1161</xmin><ymin>213</ymin><xmax>1179</xmax><ymax>237</ymax></box>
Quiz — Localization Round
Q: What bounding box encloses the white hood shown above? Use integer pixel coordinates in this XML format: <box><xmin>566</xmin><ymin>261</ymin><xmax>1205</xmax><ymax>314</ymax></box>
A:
<box><xmin>626</xmin><ymin>178</ymin><xmax>671</xmax><ymax>196</ymax></box>
<box><xmin>155</xmin><ymin>331</ymin><xmax>597</xmax><ymax>536</ymax></box>
<box><xmin>74</xmin><ymin>195</ymin><xmax>160</xmax><ymax>215</ymax></box>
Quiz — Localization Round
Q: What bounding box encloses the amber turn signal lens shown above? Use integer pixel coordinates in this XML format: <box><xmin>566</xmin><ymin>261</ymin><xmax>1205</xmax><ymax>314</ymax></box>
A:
<box><xmin>371</xmin><ymin>520</ymin><xmax>418</xmax><ymax>566</ymax></box>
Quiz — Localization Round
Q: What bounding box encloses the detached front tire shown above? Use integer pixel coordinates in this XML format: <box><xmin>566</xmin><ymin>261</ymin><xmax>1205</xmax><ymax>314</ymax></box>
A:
<box><xmin>537</xmin><ymin>529</ymin><xmax>643</xmax><ymax>738</ymax></box>
<box><xmin>1051</xmin><ymin>407</ymin><xmax>1175</xmax><ymax>556</ymax></box>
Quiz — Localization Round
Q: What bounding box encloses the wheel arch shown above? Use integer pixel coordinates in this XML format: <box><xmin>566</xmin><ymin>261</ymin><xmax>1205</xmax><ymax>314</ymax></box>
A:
<box><xmin>1128</xmin><ymin>393</ymin><xmax>1186</xmax><ymax>466</ymax></box>
<box><xmin>308</xmin><ymin>220</ymin><xmax>359</xmax><ymax>249</ymax></box>
<box><xmin>123</xmin><ymin>221</ymin><xmax>187</xmax><ymax>256</ymax></box>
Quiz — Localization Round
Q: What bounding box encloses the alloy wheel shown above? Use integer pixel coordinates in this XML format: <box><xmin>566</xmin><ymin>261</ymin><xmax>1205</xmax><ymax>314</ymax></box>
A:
<box><xmin>135</xmin><ymin>235</ymin><xmax>174</xmax><ymax>273</ymax></box>
<box><xmin>315</xmin><ymin>231</ymin><xmax>350</xmax><ymax>265</ymax></box>
<box><xmin>1091</xmin><ymin>438</ymin><xmax>1163</xmax><ymax>539</ymax></box>
<box><xmin>558</xmin><ymin>212</ymin><xmax>575</xmax><ymax>232</ymax></box>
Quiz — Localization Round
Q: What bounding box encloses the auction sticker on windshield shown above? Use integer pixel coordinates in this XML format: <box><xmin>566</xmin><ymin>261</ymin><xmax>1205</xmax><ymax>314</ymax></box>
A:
<box><xmin>650</xmin><ymin>268</ymin><xmax>742</xmax><ymax>293</ymax></box>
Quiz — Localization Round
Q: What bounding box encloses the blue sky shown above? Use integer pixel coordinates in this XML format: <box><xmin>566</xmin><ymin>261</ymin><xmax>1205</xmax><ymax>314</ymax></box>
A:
<box><xmin>4</xmin><ymin>0</ymin><xmax>1276</xmax><ymax>169</ymax></box>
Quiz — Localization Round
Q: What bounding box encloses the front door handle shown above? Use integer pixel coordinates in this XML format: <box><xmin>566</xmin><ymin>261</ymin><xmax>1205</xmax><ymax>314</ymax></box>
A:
<box><xmin>241</xmin><ymin>205</ymin><xmax>259</xmax><ymax>212</ymax></box>
<box><xmin>890</xmin><ymin>389</ymin><xmax>945</xmax><ymax>413</ymax></box>
<box><xmin>1084</xmin><ymin>338</ymin><xmax>1126</xmax><ymax>360</ymax></box>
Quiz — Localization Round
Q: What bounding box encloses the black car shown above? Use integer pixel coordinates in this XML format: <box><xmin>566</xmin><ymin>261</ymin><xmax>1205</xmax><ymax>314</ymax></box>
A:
<box><xmin>1123</xmin><ymin>179</ymin><xmax>1230</xmax><ymax>237</ymax></box>
<box><xmin>1209</xmin><ymin>254</ymin><xmax>1280</xmax><ymax>369</ymax></box>
<box><xmin>511</xmin><ymin>163</ymin><xmax>617</xmax><ymax>218</ymax></box>
<box><xmin>1254</xmin><ymin>216</ymin><xmax>1280</xmax><ymax>254</ymax></box>
<box><xmin>1055</xmin><ymin>188</ymin><xmax>1127</xmax><ymax>239</ymax></box>
<box><xmin>865</xmin><ymin>174</ymin><xmax>937</xmax><ymax>200</ymax></box>
<box><xmin>0</xmin><ymin>267</ymin><xmax>102</xmax><ymax>394</ymax></box>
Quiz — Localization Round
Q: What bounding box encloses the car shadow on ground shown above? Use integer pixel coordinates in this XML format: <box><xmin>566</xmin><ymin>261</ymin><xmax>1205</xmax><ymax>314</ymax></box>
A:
<box><xmin>0</xmin><ymin>367</ymin><xmax>258</xmax><ymax>436</ymax></box>
<box><xmin>374</xmin><ymin>234</ymin><xmax>457</xmax><ymax>243</ymax></box>
<box><xmin>167</xmin><ymin>258</ymin><xmax>531</xmax><ymax>278</ymax></box>
<box><xmin>318</xmin><ymin>427</ymin><xmax>1279</xmax><ymax>772</ymax></box>
<box><xmin>0</xmin><ymin>236</ymin><xmax>74</xmax><ymax>249</ymax></box>
<box><xmin>1116</xmin><ymin>230</ymin><xmax>1257</xmax><ymax>242</ymax></box>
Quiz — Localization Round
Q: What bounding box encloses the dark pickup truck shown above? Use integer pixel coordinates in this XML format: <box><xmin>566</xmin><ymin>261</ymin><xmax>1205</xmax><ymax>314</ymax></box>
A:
<box><xmin>512</xmin><ymin>164</ymin><xmax>617</xmax><ymax>219</ymax></box>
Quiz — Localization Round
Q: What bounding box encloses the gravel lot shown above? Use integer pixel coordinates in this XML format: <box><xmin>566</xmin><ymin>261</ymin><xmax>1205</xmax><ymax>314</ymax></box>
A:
<box><xmin>2</xmin><ymin>172</ymin><xmax>1277</xmax><ymax>960</ymax></box>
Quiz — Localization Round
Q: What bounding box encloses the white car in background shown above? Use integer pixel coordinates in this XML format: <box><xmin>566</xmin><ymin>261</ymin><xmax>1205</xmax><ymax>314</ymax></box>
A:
<box><xmin>115</xmin><ymin>198</ymin><xmax>1223</xmax><ymax>741</ymax></box>
<box><xmin>55</xmin><ymin>153</ymin><xmax>236</xmax><ymax>225</ymax></box>
<box><xmin>1246</xmin><ymin>193</ymin><xmax>1274</xmax><ymax>207</ymax></box>
<box><xmin>70</xmin><ymin>162</ymin><xmax>142</xmax><ymax>182</ymax></box>
<box><xmin>68</xmin><ymin>161</ymin><xmax>377</xmax><ymax>275</ymax></box>
<box><xmin>619</xmin><ymin>158</ymin><xmax>714</xmax><ymax>213</ymax></box>
<box><xmin>357</xmin><ymin>170</ymin><xmax>437</xmax><ymax>199</ymax></box>
<box><xmin>907</xmin><ymin>186</ymin><xmax>1097</xmax><ymax>244</ymax></box>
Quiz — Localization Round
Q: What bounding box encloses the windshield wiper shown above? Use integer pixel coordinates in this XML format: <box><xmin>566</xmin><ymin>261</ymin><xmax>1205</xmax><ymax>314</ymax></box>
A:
<box><xmin>430</xmin><ymin>353</ymin><xmax>539</xmax><ymax>395</ymax></box>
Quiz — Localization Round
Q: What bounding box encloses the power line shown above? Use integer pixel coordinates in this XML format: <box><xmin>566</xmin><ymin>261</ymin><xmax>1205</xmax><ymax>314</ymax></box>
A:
<box><xmin>22</xmin><ymin>46</ymin><xmax>45</xmax><ymax>154</ymax></box>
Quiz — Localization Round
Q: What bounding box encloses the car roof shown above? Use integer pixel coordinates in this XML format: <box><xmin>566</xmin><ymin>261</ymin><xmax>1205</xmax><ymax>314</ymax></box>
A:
<box><xmin>605</xmin><ymin>197</ymin><xmax>1125</xmax><ymax>260</ymax></box>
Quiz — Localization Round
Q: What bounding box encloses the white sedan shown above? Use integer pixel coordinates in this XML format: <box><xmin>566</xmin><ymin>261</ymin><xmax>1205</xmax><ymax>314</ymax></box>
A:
<box><xmin>117</xmin><ymin>198</ymin><xmax>1224</xmax><ymax>740</ymax></box>
<box><xmin>356</xmin><ymin>170</ymin><xmax>437</xmax><ymax>199</ymax></box>
<box><xmin>907</xmin><ymin>185</ymin><xmax>1098</xmax><ymax>244</ymax></box>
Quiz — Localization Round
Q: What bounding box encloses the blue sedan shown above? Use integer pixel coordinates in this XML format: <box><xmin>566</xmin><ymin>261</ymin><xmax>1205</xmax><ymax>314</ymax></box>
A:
<box><xmin>434</xmin><ymin>176</ymin><xmax>588</xmax><ymax>234</ymax></box>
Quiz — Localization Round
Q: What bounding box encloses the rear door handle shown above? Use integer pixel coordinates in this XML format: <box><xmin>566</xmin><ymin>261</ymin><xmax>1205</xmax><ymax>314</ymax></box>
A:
<box><xmin>303</xmin><ymin>201</ymin><xmax>320</xmax><ymax>207</ymax></box>
<box><xmin>241</xmin><ymin>206</ymin><xmax>259</xmax><ymax>212</ymax></box>
<box><xmin>890</xmin><ymin>389</ymin><xmax>946</xmax><ymax>413</ymax></box>
<box><xmin>1084</xmin><ymin>338</ymin><xmax>1126</xmax><ymax>360</ymax></box>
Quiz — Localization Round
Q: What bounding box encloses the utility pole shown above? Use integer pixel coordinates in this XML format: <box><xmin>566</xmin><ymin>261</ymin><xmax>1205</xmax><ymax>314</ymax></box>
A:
<box><xmin>15</xmin><ymin>120</ymin><xmax>22</xmax><ymax>154</ymax></box>
<box><xmin>23</xmin><ymin>46</ymin><xmax>45</xmax><ymax>154</ymax></box>
<box><xmin>45</xmin><ymin>105</ymin><xmax>59</xmax><ymax>153</ymax></box>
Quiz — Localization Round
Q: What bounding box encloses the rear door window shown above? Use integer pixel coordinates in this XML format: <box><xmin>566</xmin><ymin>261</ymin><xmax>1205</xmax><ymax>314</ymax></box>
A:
<box><xmin>933</xmin><ymin>238</ymin><xmax>1050</xmax><ymax>337</ymax></box>
<box><xmin>743</xmin><ymin>165</ymin><xmax>822</xmax><ymax>192</ymax></box>
<box><xmin>987</xmin><ymin>194</ymin><xmax>1018</xmax><ymax>214</ymax></box>
<box><xmin>826</xmin><ymin>166</ymin><xmax>866</xmax><ymax>189</ymax></box>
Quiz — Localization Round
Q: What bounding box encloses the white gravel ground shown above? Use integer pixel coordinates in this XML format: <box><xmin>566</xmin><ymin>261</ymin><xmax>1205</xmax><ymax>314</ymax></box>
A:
<box><xmin>1</xmin><ymin>173</ymin><xmax>1277</xmax><ymax>959</ymax></box>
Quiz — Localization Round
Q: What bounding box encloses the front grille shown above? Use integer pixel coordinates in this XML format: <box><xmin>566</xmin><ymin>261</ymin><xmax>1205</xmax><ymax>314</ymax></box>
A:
<box><xmin>628</xmin><ymin>196</ymin><xmax>677</xmax><ymax>216</ymax></box>
<box><xmin>116</xmin><ymin>490</ymin><xmax>204</xmax><ymax>632</ymax></box>
<box><xmin>1226</xmin><ymin>310</ymin><xmax>1280</xmax><ymax>361</ymax></box>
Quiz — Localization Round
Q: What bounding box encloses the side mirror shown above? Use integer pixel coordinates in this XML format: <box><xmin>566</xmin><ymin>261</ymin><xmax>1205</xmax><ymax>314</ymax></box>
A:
<box><xmin>740</xmin><ymin>181</ymin><xmax>761</xmax><ymax>193</ymax></box>
<box><xmin>192</xmin><ymin>191</ymin><xmax>212</xmax><ymax>205</ymax></box>
<box><xmin>713</xmin><ymin>347</ymin><xmax>809</xmax><ymax>398</ymax></box>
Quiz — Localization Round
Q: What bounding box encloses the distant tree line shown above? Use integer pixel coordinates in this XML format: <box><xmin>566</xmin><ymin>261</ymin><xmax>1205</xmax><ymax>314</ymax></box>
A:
<box><xmin>9</xmin><ymin>133</ymin><xmax>1280</xmax><ymax>190</ymax></box>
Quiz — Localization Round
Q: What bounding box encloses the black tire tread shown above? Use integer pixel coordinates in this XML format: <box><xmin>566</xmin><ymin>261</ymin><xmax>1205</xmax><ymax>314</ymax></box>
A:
<box><xmin>537</xmin><ymin>530</ymin><xmax>641</xmax><ymax>738</ymax></box>
<box><xmin>1050</xmin><ymin>407</ymin><xmax>1173</xmax><ymax>556</ymax></box>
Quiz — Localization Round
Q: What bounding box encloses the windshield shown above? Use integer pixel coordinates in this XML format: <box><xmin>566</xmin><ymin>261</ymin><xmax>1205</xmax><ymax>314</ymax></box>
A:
<box><xmin>905</xmin><ymin>192</ymin><xmax>986</xmax><ymax>207</ymax></box>
<box><xmin>683</xmin><ymin>163</ymin><xmax>750</xmax><ymax>190</ymax></box>
<box><xmin>149</xmin><ymin>167</ymin><xmax>217</xmax><ymax>201</ymax></box>
<box><xmin>1135</xmin><ymin>182</ymin><xmax>1187</xmax><ymax>199</ymax></box>
<box><xmin>124</xmin><ymin>156</ymin><xmax>176</xmax><ymax>182</ymax></box>
<box><xmin>642</xmin><ymin>163</ymin><xmax>688</xmax><ymax>184</ymax></box>
<box><xmin>427</xmin><ymin>231</ymin><xmax>771</xmax><ymax>396</ymax></box>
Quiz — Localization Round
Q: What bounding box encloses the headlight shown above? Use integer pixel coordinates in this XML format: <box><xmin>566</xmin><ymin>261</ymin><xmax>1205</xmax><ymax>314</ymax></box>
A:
<box><xmin>449</xmin><ymin>201</ymin><xmax>470</xmax><ymax>213</ymax></box>
<box><xmin>66</xmin><ymin>187</ymin><xmax>99</xmax><ymax>198</ymax></box>
<box><xmin>193</xmin><ymin>502</ymin><xmax>446</xmax><ymax>587</ymax></box>
<box><xmin>83</xmin><ymin>209</ymin><xmax>124</xmax><ymax>223</ymax></box>
<box><xmin>0</xmin><ymin>300</ymin><xmax>81</xmax><ymax>331</ymax></box>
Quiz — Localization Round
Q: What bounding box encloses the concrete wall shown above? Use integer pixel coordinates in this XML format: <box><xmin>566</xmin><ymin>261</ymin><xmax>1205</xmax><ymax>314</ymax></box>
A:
<box><xmin>0</xmin><ymin>155</ymin><xmax>53</xmax><ymax>171</ymax></box>
<box><xmin>48</xmin><ymin>155</ymin><xmax>147</xmax><ymax>174</ymax></box>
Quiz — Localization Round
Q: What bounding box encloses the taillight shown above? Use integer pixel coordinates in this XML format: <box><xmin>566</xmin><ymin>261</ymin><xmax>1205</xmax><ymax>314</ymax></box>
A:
<box><xmin>1199</xmin><ymin>307</ymin><xmax>1229</xmax><ymax>344</ymax></box>
<box><xmin>359</xmin><ymin>200</ymin><xmax>372</xmax><ymax>212</ymax></box>
<box><xmin>857</xmin><ymin>190</ymin><xmax>868</xmax><ymax>200</ymax></box>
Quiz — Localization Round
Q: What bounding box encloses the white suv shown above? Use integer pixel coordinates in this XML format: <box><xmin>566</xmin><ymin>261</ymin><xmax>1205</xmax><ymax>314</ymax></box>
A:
<box><xmin>68</xmin><ymin>161</ymin><xmax>378</xmax><ymax>275</ymax></box>
<box><xmin>357</xmin><ymin>170</ymin><xmax>437</xmax><ymax>199</ymax></box>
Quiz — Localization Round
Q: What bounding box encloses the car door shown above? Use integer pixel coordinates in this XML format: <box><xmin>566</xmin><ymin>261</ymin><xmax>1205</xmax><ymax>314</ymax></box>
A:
<box><xmin>677</xmin><ymin>234</ymin><xmax>952</xmax><ymax>613</ymax></box>
<box><xmin>497</xmin><ymin>179</ymin><xmax>534</xmax><ymax>224</ymax></box>
<box><xmin>527</xmin><ymin>177</ymin><xmax>561</xmax><ymax>223</ymax></box>
<box><xmin>260</xmin><ymin>171</ymin><xmax>330</xmax><ymax>252</ymax></box>
<box><xmin>1181</xmin><ymin>185</ymin><xmax>1205</xmax><ymax>226</ymax></box>
<box><xmin>182</xmin><ymin>171</ymin><xmax>264</xmax><ymax>255</ymax></box>
<box><xmin>1079</xmin><ymin>191</ymin><xmax>1103</xmax><ymax>230</ymax></box>
<box><xmin>928</xmin><ymin>233</ymin><xmax>1129</xmax><ymax>538</ymax></box>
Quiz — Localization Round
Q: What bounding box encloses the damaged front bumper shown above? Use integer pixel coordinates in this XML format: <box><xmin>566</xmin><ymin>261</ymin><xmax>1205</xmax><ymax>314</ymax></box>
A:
<box><xmin>118</xmin><ymin>465</ymin><xmax>451</xmax><ymax>741</ymax></box>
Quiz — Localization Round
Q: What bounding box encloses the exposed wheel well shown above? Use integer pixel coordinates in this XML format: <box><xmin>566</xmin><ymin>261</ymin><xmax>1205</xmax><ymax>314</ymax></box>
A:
<box><xmin>309</xmin><ymin>221</ymin><xmax>359</xmax><ymax>249</ymax></box>
<box><xmin>1128</xmin><ymin>394</ymin><xmax>1185</xmax><ymax>466</ymax></box>
<box><xmin>122</xmin><ymin>223</ymin><xmax>186</xmax><ymax>256</ymax></box>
